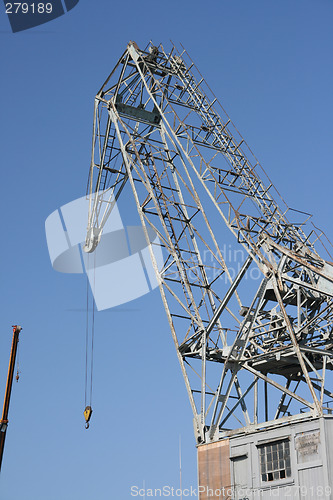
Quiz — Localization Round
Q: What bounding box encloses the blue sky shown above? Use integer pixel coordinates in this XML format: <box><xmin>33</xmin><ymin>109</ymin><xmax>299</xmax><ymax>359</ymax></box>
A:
<box><xmin>1</xmin><ymin>1</ymin><xmax>332</xmax><ymax>498</ymax></box>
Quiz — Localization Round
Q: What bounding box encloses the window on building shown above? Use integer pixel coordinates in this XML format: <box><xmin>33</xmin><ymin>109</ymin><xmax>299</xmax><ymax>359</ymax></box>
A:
<box><xmin>258</xmin><ymin>439</ymin><xmax>291</xmax><ymax>482</ymax></box>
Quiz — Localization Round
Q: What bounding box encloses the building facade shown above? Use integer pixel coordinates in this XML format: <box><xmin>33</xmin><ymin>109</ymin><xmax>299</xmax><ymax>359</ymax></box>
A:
<box><xmin>198</xmin><ymin>415</ymin><xmax>333</xmax><ymax>499</ymax></box>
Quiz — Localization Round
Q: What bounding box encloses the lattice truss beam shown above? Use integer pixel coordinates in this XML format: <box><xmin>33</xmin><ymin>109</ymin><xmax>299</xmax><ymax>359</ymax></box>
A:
<box><xmin>84</xmin><ymin>41</ymin><xmax>333</xmax><ymax>443</ymax></box>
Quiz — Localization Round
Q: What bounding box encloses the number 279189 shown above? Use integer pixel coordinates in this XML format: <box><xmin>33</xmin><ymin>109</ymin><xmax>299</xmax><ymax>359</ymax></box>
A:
<box><xmin>5</xmin><ymin>3</ymin><xmax>53</xmax><ymax>14</ymax></box>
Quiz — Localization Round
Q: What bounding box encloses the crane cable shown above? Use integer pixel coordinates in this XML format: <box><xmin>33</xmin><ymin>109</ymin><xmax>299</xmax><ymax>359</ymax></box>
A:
<box><xmin>83</xmin><ymin>251</ymin><xmax>96</xmax><ymax>429</ymax></box>
<box><xmin>15</xmin><ymin>339</ymin><xmax>20</xmax><ymax>382</ymax></box>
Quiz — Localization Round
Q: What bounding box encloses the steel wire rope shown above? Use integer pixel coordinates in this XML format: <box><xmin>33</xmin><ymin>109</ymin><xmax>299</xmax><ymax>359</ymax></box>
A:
<box><xmin>15</xmin><ymin>338</ymin><xmax>20</xmax><ymax>382</ymax></box>
<box><xmin>89</xmin><ymin>251</ymin><xmax>96</xmax><ymax>406</ymax></box>
<box><xmin>84</xmin><ymin>253</ymin><xmax>90</xmax><ymax>408</ymax></box>
<box><xmin>84</xmin><ymin>252</ymin><xmax>96</xmax><ymax>428</ymax></box>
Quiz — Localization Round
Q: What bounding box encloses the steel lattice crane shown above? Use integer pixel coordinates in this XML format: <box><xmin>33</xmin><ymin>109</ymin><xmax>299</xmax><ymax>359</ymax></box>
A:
<box><xmin>84</xmin><ymin>41</ymin><xmax>333</xmax><ymax>444</ymax></box>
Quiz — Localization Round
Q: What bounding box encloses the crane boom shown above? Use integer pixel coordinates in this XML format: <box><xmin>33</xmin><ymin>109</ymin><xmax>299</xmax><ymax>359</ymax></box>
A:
<box><xmin>84</xmin><ymin>42</ymin><xmax>333</xmax><ymax>444</ymax></box>
<box><xmin>0</xmin><ymin>325</ymin><xmax>21</xmax><ymax>472</ymax></box>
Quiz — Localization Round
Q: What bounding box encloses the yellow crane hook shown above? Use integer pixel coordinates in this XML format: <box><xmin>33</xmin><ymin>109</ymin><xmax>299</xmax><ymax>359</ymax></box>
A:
<box><xmin>83</xmin><ymin>406</ymin><xmax>93</xmax><ymax>429</ymax></box>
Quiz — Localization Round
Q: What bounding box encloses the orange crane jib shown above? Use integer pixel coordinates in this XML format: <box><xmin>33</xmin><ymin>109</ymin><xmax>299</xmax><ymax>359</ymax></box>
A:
<box><xmin>0</xmin><ymin>325</ymin><xmax>22</xmax><ymax>472</ymax></box>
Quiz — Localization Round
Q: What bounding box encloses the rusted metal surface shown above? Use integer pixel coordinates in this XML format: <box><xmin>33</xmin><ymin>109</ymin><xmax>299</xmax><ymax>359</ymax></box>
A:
<box><xmin>198</xmin><ymin>439</ymin><xmax>231</xmax><ymax>499</ymax></box>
